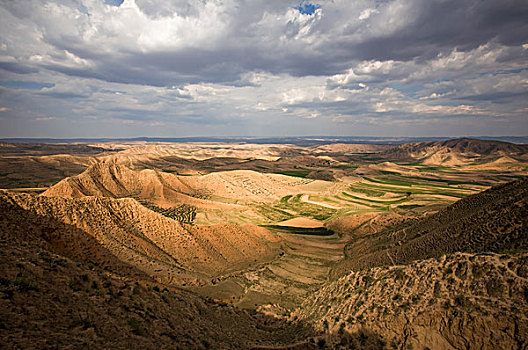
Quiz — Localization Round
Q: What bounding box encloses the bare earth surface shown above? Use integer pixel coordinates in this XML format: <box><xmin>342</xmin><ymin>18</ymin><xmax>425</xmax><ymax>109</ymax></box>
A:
<box><xmin>1</xmin><ymin>138</ymin><xmax>528</xmax><ymax>348</ymax></box>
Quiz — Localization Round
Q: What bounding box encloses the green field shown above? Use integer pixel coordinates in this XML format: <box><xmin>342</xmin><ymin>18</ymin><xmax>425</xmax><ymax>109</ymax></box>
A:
<box><xmin>341</xmin><ymin>192</ymin><xmax>408</xmax><ymax>205</ymax></box>
<box><xmin>275</xmin><ymin>170</ymin><xmax>311</xmax><ymax>178</ymax></box>
<box><xmin>361</xmin><ymin>177</ymin><xmax>473</xmax><ymax>198</ymax></box>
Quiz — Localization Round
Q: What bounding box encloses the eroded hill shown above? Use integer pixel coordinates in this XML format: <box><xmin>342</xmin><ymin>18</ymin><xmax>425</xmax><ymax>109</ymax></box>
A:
<box><xmin>0</xmin><ymin>191</ymin><xmax>281</xmax><ymax>286</ymax></box>
<box><xmin>42</xmin><ymin>160</ymin><xmax>333</xmax><ymax>206</ymax></box>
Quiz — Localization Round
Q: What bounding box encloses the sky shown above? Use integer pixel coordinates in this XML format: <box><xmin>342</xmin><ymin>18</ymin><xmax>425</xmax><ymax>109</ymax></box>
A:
<box><xmin>0</xmin><ymin>0</ymin><xmax>527</xmax><ymax>138</ymax></box>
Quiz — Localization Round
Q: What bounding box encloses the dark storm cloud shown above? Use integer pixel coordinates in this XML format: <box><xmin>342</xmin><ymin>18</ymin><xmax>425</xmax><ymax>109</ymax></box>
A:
<box><xmin>3</xmin><ymin>0</ymin><xmax>526</xmax><ymax>85</ymax></box>
<box><xmin>339</xmin><ymin>0</ymin><xmax>528</xmax><ymax>62</ymax></box>
<box><xmin>0</xmin><ymin>61</ymin><xmax>39</xmax><ymax>75</ymax></box>
<box><xmin>456</xmin><ymin>91</ymin><xmax>527</xmax><ymax>103</ymax></box>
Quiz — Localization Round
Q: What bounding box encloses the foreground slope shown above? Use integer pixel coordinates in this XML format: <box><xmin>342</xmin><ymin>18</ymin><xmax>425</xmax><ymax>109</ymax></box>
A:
<box><xmin>333</xmin><ymin>177</ymin><xmax>528</xmax><ymax>275</ymax></box>
<box><xmin>0</xmin><ymin>237</ymin><xmax>314</xmax><ymax>349</ymax></box>
<box><xmin>0</xmin><ymin>191</ymin><xmax>281</xmax><ymax>286</ymax></box>
<box><xmin>298</xmin><ymin>252</ymin><xmax>528</xmax><ymax>349</ymax></box>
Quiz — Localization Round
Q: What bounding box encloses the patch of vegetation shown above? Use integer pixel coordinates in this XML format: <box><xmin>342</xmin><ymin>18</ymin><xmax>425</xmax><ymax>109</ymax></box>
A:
<box><xmin>127</xmin><ymin>318</ymin><xmax>145</xmax><ymax>336</ymax></box>
<box><xmin>253</xmin><ymin>203</ymin><xmax>294</xmax><ymax>222</ymax></box>
<box><xmin>364</xmin><ymin>176</ymin><xmax>422</xmax><ymax>187</ymax></box>
<box><xmin>143</xmin><ymin>203</ymin><xmax>197</xmax><ymax>225</ymax></box>
<box><xmin>275</xmin><ymin>170</ymin><xmax>311</xmax><ymax>178</ymax></box>
<box><xmin>360</xmin><ymin>177</ymin><xmax>469</xmax><ymax>198</ymax></box>
<box><xmin>398</xmin><ymin>174</ymin><xmax>487</xmax><ymax>186</ymax></box>
<box><xmin>342</xmin><ymin>192</ymin><xmax>408</xmax><ymax>205</ymax></box>
<box><xmin>416</xmin><ymin>165</ymin><xmax>454</xmax><ymax>172</ymax></box>
<box><xmin>276</xmin><ymin>198</ymin><xmax>337</xmax><ymax>221</ymax></box>
<box><xmin>307</xmin><ymin>170</ymin><xmax>335</xmax><ymax>181</ymax></box>
<box><xmin>348</xmin><ymin>185</ymin><xmax>386</xmax><ymax>197</ymax></box>
<box><xmin>290</xmin><ymin>194</ymin><xmax>303</xmax><ymax>203</ymax></box>
<box><xmin>340</xmin><ymin>192</ymin><xmax>389</xmax><ymax>209</ymax></box>
<box><xmin>397</xmin><ymin>204</ymin><xmax>423</xmax><ymax>209</ymax></box>
<box><xmin>379</xmin><ymin>170</ymin><xmax>400</xmax><ymax>175</ymax></box>
<box><xmin>360</xmin><ymin>156</ymin><xmax>385</xmax><ymax>161</ymax></box>
<box><xmin>333</xmin><ymin>164</ymin><xmax>358</xmax><ymax>170</ymax></box>
<box><xmin>310</xmin><ymin>195</ymin><xmax>340</xmax><ymax>204</ymax></box>
<box><xmin>280</xmin><ymin>195</ymin><xmax>293</xmax><ymax>204</ymax></box>
<box><xmin>263</xmin><ymin>225</ymin><xmax>334</xmax><ymax>236</ymax></box>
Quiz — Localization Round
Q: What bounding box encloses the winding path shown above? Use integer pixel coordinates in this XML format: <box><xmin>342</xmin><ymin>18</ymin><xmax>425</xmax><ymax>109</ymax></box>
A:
<box><xmin>300</xmin><ymin>194</ymin><xmax>341</xmax><ymax>209</ymax></box>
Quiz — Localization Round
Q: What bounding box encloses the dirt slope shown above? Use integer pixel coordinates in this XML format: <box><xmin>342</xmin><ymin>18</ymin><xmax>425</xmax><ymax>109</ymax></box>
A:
<box><xmin>298</xmin><ymin>252</ymin><xmax>528</xmax><ymax>349</ymax></box>
<box><xmin>117</xmin><ymin>143</ymin><xmax>290</xmax><ymax>161</ymax></box>
<box><xmin>0</xmin><ymin>191</ymin><xmax>281</xmax><ymax>285</ymax></box>
<box><xmin>43</xmin><ymin>160</ymin><xmax>331</xmax><ymax>205</ymax></box>
<box><xmin>41</xmin><ymin>160</ymin><xmax>217</xmax><ymax>208</ymax></box>
<box><xmin>334</xmin><ymin>177</ymin><xmax>528</xmax><ymax>273</ymax></box>
<box><xmin>0</xmin><ymin>237</ymin><xmax>315</xmax><ymax>349</ymax></box>
<box><xmin>182</xmin><ymin>170</ymin><xmax>331</xmax><ymax>203</ymax></box>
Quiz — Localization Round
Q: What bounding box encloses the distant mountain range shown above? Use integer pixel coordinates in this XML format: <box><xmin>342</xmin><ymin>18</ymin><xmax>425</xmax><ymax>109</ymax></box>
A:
<box><xmin>2</xmin><ymin>135</ymin><xmax>528</xmax><ymax>145</ymax></box>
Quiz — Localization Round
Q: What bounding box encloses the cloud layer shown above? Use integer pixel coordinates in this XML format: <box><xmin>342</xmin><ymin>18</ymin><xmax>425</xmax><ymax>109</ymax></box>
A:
<box><xmin>0</xmin><ymin>0</ymin><xmax>527</xmax><ymax>137</ymax></box>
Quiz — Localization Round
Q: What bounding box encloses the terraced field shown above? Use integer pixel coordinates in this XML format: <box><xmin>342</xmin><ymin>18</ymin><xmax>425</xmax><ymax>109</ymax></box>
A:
<box><xmin>253</xmin><ymin>176</ymin><xmax>477</xmax><ymax>221</ymax></box>
<box><xmin>188</xmin><ymin>164</ymin><xmax>522</xmax><ymax>310</ymax></box>
<box><xmin>192</xmin><ymin>227</ymin><xmax>347</xmax><ymax>311</ymax></box>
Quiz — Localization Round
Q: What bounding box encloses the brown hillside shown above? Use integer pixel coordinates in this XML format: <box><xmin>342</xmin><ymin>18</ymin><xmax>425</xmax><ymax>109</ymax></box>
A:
<box><xmin>0</xmin><ymin>191</ymin><xmax>281</xmax><ymax>285</ymax></box>
<box><xmin>384</xmin><ymin>138</ymin><xmax>528</xmax><ymax>164</ymax></box>
<box><xmin>298</xmin><ymin>252</ymin><xmax>528</xmax><ymax>349</ymax></box>
<box><xmin>334</xmin><ymin>177</ymin><xmax>528</xmax><ymax>274</ymax></box>
<box><xmin>0</xmin><ymin>236</ymin><xmax>314</xmax><ymax>349</ymax></box>
<box><xmin>41</xmin><ymin>160</ymin><xmax>242</xmax><ymax>209</ymax></box>
<box><xmin>43</xmin><ymin>160</ymin><xmax>331</xmax><ymax>205</ymax></box>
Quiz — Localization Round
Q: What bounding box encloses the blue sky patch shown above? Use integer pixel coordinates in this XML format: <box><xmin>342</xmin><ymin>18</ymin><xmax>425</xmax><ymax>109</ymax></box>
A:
<box><xmin>104</xmin><ymin>0</ymin><xmax>124</xmax><ymax>6</ymax></box>
<box><xmin>295</xmin><ymin>2</ymin><xmax>320</xmax><ymax>15</ymax></box>
<box><xmin>0</xmin><ymin>81</ymin><xmax>55</xmax><ymax>90</ymax></box>
<box><xmin>390</xmin><ymin>83</ymin><xmax>425</xmax><ymax>97</ymax></box>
